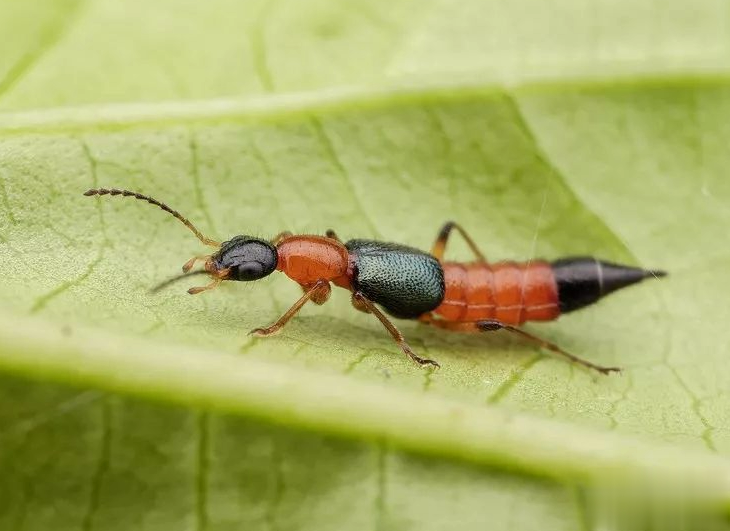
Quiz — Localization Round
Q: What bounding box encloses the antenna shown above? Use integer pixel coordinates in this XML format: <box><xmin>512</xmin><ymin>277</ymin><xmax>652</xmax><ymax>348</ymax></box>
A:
<box><xmin>83</xmin><ymin>188</ymin><xmax>219</xmax><ymax>247</ymax></box>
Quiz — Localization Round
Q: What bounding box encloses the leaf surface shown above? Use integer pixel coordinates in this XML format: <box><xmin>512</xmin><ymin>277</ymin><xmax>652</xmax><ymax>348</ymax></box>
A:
<box><xmin>2</xmin><ymin>1</ymin><xmax>730</xmax><ymax>529</ymax></box>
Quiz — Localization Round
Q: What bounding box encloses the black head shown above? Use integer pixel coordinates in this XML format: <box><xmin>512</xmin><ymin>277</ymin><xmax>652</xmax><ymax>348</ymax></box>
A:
<box><xmin>211</xmin><ymin>236</ymin><xmax>278</xmax><ymax>281</ymax></box>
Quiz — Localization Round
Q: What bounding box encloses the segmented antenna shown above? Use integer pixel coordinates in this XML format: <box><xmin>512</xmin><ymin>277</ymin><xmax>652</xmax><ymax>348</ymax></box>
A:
<box><xmin>83</xmin><ymin>188</ymin><xmax>219</xmax><ymax>247</ymax></box>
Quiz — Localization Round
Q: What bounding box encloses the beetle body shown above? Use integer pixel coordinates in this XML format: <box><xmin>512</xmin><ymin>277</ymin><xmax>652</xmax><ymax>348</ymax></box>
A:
<box><xmin>271</xmin><ymin>235</ymin><xmax>658</xmax><ymax>329</ymax></box>
<box><xmin>267</xmin><ymin>235</ymin><xmax>662</xmax><ymax>374</ymax></box>
<box><xmin>85</xmin><ymin>188</ymin><xmax>665</xmax><ymax>374</ymax></box>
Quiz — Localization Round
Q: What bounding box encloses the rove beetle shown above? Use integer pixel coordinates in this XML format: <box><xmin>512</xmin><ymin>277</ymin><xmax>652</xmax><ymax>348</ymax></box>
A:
<box><xmin>84</xmin><ymin>188</ymin><xmax>666</xmax><ymax>374</ymax></box>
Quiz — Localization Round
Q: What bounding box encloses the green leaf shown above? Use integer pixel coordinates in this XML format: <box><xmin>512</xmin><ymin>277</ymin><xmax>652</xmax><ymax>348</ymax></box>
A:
<box><xmin>2</xmin><ymin>0</ymin><xmax>730</xmax><ymax>529</ymax></box>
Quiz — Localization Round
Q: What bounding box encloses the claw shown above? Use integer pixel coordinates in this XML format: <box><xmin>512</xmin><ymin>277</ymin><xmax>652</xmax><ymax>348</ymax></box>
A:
<box><xmin>403</xmin><ymin>344</ymin><xmax>440</xmax><ymax>369</ymax></box>
<box><xmin>249</xmin><ymin>327</ymin><xmax>279</xmax><ymax>337</ymax></box>
<box><xmin>416</xmin><ymin>357</ymin><xmax>441</xmax><ymax>369</ymax></box>
<box><xmin>596</xmin><ymin>366</ymin><xmax>622</xmax><ymax>375</ymax></box>
<box><xmin>187</xmin><ymin>286</ymin><xmax>207</xmax><ymax>295</ymax></box>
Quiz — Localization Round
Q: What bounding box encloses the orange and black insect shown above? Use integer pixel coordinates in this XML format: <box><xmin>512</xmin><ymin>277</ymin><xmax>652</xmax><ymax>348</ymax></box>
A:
<box><xmin>84</xmin><ymin>188</ymin><xmax>666</xmax><ymax>374</ymax></box>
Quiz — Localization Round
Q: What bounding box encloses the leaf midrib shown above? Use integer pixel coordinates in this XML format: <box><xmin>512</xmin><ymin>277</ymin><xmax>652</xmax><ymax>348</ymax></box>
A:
<box><xmin>1</xmin><ymin>311</ymin><xmax>730</xmax><ymax>507</ymax></box>
<box><xmin>2</xmin><ymin>73</ymin><xmax>730</xmax><ymax>136</ymax></box>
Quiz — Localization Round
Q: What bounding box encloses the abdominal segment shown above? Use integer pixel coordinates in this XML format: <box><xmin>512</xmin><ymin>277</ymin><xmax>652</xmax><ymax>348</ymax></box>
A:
<box><xmin>432</xmin><ymin>261</ymin><xmax>560</xmax><ymax>325</ymax></box>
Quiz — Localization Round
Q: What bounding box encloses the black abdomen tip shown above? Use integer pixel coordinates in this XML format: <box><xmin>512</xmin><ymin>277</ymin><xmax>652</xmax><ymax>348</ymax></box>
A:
<box><xmin>552</xmin><ymin>257</ymin><xmax>666</xmax><ymax>313</ymax></box>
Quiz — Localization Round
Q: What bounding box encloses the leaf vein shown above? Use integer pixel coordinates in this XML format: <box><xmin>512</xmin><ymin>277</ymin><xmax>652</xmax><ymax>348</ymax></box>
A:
<box><xmin>80</xmin><ymin>141</ymin><xmax>110</xmax><ymax>245</ymax></box>
<box><xmin>667</xmin><ymin>364</ymin><xmax>717</xmax><ymax>452</ymax></box>
<box><xmin>81</xmin><ymin>397</ymin><xmax>112</xmax><ymax>531</ymax></box>
<box><xmin>266</xmin><ymin>441</ymin><xmax>285</xmax><ymax>531</ymax></box>
<box><xmin>424</xmin><ymin>108</ymin><xmax>457</xmax><ymax>213</ymax></box>
<box><xmin>605</xmin><ymin>372</ymin><xmax>634</xmax><ymax>431</ymax></box>
<box><xmin>344</xmin><ymin>351</ymin><xmax>372</xmax><ymax>374</ymax></box>
<box><xmin>195</xmin><ymin>411</ymin><xmax>210</xmax><ymax>531</ymax></box>
<box><xmin>505</xmin><ymin>91</ymin><xmax>640</xmax><ymax>263</ymax></box>
<box><xmin>249</xmin><ymin>138</ymin><xmax>287</xmax><ymax>314</ymax></box>
<box><xmin>486</xmin><ymin>353</ymin><xmax>542</xmax><ymax>405</ymax></box>
<box><xmin>189</xmin><ymin>132</ymin><xmax>217</xmax><ymax>236</ymax></box>
<box><xmin>29</xmin><ymin>252</ymin><xmax>103</xmax><ymax>314</ymax></box>
<box><xmin>310</xmin><ymin>118</ymin><xmax>380</xmax><ymax>237</ymax></box>
<box><xmin>375</xmin><ymin>442</ymin><xmax>387</xmax><ymax>531</ymax></box>
<box><xmin>250</xmin><ymin>0</ymin><xmax>276</xmax><ymax>92</ymax></box>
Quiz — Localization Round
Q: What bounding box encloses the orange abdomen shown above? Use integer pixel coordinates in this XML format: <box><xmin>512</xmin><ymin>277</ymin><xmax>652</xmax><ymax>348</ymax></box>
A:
<box><xmin>433</xmin><ymin>261</ymin><xmax>560</xmax><ymax>325</ymax></box>
<box><xmin>276</xmin><ymin>236</ymin><xmax>351</xmax><ymax>288</ymax></box>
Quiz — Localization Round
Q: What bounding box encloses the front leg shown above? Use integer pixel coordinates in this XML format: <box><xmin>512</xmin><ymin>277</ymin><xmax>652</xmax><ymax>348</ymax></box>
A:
<box><xmin>250</xmin><ymin>279</ymin><xmax>331</xmax><ymax>337</ymax></box>
<box><xmin>182</xmin><ymin>254</ymin><xmax>211</xmax><ymax>272</ymax></box>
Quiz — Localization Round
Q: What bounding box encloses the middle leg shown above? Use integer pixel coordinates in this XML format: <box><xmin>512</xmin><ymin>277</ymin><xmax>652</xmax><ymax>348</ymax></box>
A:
<box><xmin>325</xmin><ymin>229</ymin><xmax>342</xmax><ymax>242</ymax></box>
<box><xmin>352</xmin><ymin>292</ymin><xmax>439</xmax><ymax>368</ymax></box>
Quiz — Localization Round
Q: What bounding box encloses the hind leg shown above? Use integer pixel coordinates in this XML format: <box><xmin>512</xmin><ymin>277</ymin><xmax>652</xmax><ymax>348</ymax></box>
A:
<box><xmin>431</xmin><ymin>221</ymin><xmax>486</xmax><ymax>262</ymax></box>
<box><xmin>420</xmin><ymin>315</ymin><xmax>620</xmax><ymax>375</ymax></box>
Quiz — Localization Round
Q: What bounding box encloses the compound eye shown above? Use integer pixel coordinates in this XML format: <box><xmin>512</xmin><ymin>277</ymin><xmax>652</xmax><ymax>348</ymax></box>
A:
<box><xmin>236</xmin><ymin>261</ymin><xmax>264</xmax><ymax>280</ymax></box>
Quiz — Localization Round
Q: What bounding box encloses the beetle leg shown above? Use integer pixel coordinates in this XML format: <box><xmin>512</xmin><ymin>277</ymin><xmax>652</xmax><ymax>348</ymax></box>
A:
<box><xmin>182</xmin><ymin>254</ymin><xmax>210</xmax><ymax>273</ymax></box>
<box><xmin>250</xmin><ymin>279</ymin><xmax>330</xmax><ymax>337</ymax></box>
<box><xmin>351</xmin><ymin>292</ymin><xmax>370</xmax><ymax>313</ymax></box>
<box><xmin>422</xmin><ymin>316</ymin><xmax>620</xmax><ymax>375</ymax></box>
<box><xmin>352</xmin><ymin>292</ymin><xmax>439</xmax><ymax>368</ymax></box>
<box><xmin>481</xmin><ymin>321</ymin><xmax>621</xmax><ymax>375</ymax></box>
<box><xmin>325</xmin><ymin>229</ymin><xmax>342</xmax><ymax>242</ymax></box>
<box><xmin>271</xmin><ymin>231</ymin><xmax>293</xmax><ymax>245</ymax></box>
<box><xmin>301</xmin><ymin>282</ymin><xmax>331</xmax><ymax>305</ymax></box>
<box><xmin>187</xmin><ymin>278</ymin><xmax>222</xmax><ymax>295</ymax></box>
<box><xmin>430</xmin><ymin>221</ymin><xmax>486</xmax><ymax>262</ymax></box>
